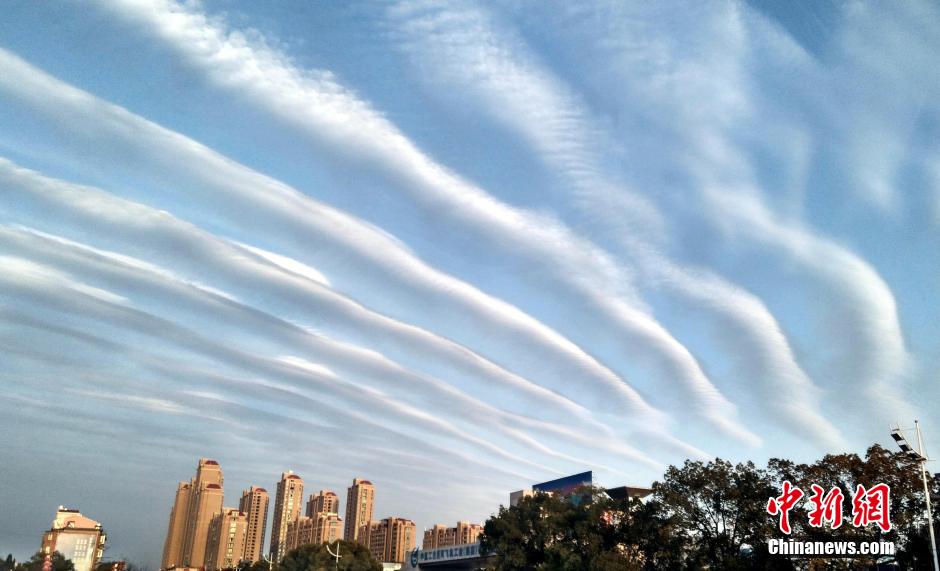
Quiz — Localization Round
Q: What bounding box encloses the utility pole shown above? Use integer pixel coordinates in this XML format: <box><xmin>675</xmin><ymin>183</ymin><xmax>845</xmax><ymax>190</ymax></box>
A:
<box><xmin>891</xmin><ymin>420</ymin><xmax>939</xmax><ymax>571</ymax></box>
<box><xmin>915</xmin><ymin>420</ymin><xmax>939</xmax><ymax>571</ymax></box>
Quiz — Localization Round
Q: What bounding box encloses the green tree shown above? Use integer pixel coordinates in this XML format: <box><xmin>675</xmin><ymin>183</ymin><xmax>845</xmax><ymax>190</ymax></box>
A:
<box><xmin>481</xmin><ymin>486</ymin><xmax>644</xmax><ymax>570</ymax></box>
<box><xmin>619</xmin><ymin>498</ymin><xmax>689</xmax><ymax>570</ymax></box>
<box><xmin>278</xmin><ymin>542</ymin><xmax>380</xmax><ymax>571</ymax></box>
<box><xmin>236</xmin><ymin>560</ymin><xmax>271</xmax><ymax>571</ymax></box>
<box><xmin>653</xmin><ymin>458</ymin><xmax>781</xmax><ymax>570</ymax></box>
<box><xmin>14</xmin><ymin>552</ymin><xmax>74</xmax><ymax>571</ymax></box>
<box><xmin>1</xmin><ymin>555</ymin><xmax>16</xmax><ymax>571</ymax></box>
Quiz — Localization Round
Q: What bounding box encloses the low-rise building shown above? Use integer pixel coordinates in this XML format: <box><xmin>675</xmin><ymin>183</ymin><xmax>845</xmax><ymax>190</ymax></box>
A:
<box><xmin>41</xmin><ymin>507</ymin><xmax>106</xmax><ymax>571</ymax></box>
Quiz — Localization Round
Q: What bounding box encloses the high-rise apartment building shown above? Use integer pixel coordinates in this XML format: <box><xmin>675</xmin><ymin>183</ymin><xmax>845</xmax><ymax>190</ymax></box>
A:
<box><xmin>40</xmin><ymin>507</ymin><xmax>106</xmax><ymax>571</ymax></box>
<box><xmin>238</xmin><ymin>487</ymin><xmax>269</xmax><ymax>563</ymax></box>
<box><xmin>343</xmin><ymin>479</ymin><xmax>374</xmax><ymax>543</ymax></box>
<box><xmin>422</xmin><ymin>524</ymin><xmax>449</xmax><ymax>550</ymax></box>
<box><xmin>363</xmin><ymin>517</ymin><xmax>415</xmax><ymax>564</ymax></box>
<box><xmin>162</xmin><ymin>458</ymin><xmax>224</xmax><ymax>569</ymax></box>
<box><xmin>313</xmin><ymin>513</ymin><xmax>343</xmax><ymax>545</ymax></box>
<box><xmin>270</xmin><ymin>471</ymin><xmax>304</xmax><ymax>561</ymax></box>
<box><xmin>305</xmin><ymin>490</ymin><xmax>339</xmax><ymax>518</ymax></box>
<box><xmin>454</xmin><ymin>521</ymin><xmax>482</xmax><ymax>545</ymax></box>
<box><xmin>284</xmin><ymin>516</ymin><xmax>311</xmax><ymax>553</ymax></box>
<box><xmin>359</xmin><ymin>521</ymin><xmax>379</xmax><ymax>555</ymax></box>
<box><xmin>182</xmin><ymin>460</ymin><xmax>224</xmax><ymax>568</ymax></box>
<box><xmin>162</xmin><ymin>483</ymin><xmax>192</xmax><ymax>569</ymax></box>
<box><xmin>204</xmin><ymin>508</ymin><xmax>248</xmax><ymax>571</ymax></box>
<box><xmin>284</xmin><ymin>513</ymin><xmax>343</xmax><ymax>552</ymax></box>
<box><xmin>422</xmin><ymin>521</ymin><xmax>482</xmax><ymax>550</ymax></box>
<box><xmin>303</xmin><ymin>490</ymin><xmax>342</xmax><ymax>547</ymax></box>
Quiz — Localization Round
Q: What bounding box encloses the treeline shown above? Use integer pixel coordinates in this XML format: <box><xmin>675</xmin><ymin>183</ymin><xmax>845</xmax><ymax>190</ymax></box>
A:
<box><xmin>1</xmin><ymin>553</ymin><xmax>73</xmax><ymax>571</ymax></box>
<box><xmin>237</xmin><ymin>542</ymin><xmax>381</xmax><ymax>571</ymax></box>
<box><xmin>481</xmin><ymin>444</ymin><xmax>940</xmax><ymax>570</ymax></box>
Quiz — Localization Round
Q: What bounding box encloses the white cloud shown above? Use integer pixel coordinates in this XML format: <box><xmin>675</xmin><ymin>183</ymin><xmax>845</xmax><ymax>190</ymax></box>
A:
<box><xmin>0</xmin><ymin>217</ymin><xmax>663</xmax><ymax>471</ymax></box>
<box><xmin>235</xmin><ymin>242</ymin><xmax>331</xmax><ymax>286</ymax></box>
<box><xmin>0</xmin><ymin>50</ymin><xmax>669</xmax><ymax>430</ymax></box>
<box><xmin>86</xmin><ymin>0</ymin><xmax>758</xmax><ymax>445</ymax></box>
<box><xmin>508</xmin><ymin>0</ymin><xmax>915</xmax><ymax>428</ymax></box>
<box><xmin>384</xmin><ymin>0</ymin><xmax>842</xmax><ymax>448</ymax></box>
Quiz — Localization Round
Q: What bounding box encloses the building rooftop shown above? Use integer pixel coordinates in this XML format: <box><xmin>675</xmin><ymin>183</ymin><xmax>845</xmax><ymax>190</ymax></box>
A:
<box><xmin>52</xmin><ymin>508</ymin><xmax>102</xmax><ymax>531</ymax></box>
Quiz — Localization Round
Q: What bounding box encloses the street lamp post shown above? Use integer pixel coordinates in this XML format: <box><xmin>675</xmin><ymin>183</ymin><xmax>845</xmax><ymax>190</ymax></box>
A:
<box><xmin>891</xmin><ymin>420</ymin><xmax>939</xmax><ymax>571</ymax></box>
<box><xmin>325</xmin><ymin>541</ymin><xmax>342</xmax><ymax>570</ymax></box>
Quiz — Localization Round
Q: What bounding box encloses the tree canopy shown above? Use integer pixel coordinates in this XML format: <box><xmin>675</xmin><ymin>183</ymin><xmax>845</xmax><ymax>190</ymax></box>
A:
<box><xmin>274</xmin><ymin>541</ymin><xmax>381</xmax><ymax>571</ymax></box>
<box><xmin>481</xmin><ymin>444</ymin><xmax>940</xmax><ymax>570</ymax></box>
<box><xmin>13</xmin><ymin>553</ymin><xmax>74</xmax><ymax>571</ymax></box>
<box><xmin>482</xmin><ymin>487</ymin><xmax>636</xmax><ymax>570</ymax></box>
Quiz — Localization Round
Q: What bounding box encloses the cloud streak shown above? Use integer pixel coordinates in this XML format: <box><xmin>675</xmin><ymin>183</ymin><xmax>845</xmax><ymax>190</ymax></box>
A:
<box><xmin>87</xmin><ymin>0</ymin><xmax>758</xmax><ymax>444</ymax></box>
<box><xmin>384</xmin><ymin>0</ymin><xmax>842</xmax><ymax>447</ymax></box>
<box><xmin>0</xmin><ymin>47</ymin><xmax>667</xmax><ymax>431</ymax></box>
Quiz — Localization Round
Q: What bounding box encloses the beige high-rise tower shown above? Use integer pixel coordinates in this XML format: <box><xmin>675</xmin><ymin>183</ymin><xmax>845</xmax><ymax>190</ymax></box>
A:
<box><xmin>204</xmin><ymin>508</ymin><xmax>248</xmax><ymax>571</ymax></box>
<box><xmin>313</xmin><ymin>513</ymin><xmax>343</xmax><ymax>545</ymax></box>
<box><xmin>270</xmin><ymin>471</ymin><xmax>304</xmax><ymax>561</ymax></box>
<box><xmin>182</xmin><ymin>459</ymin><xmax>224</xmax><ymax>567</ymax></box>
<box><xmin>162</xmin><ymin>482</ymin><xmax>192</xmax><ymax>569</ymax></box>
<box><xmin>343</xmin><ymin>478</ymin><xmax>374</xmax><ymax>543</ymax></box>
<box><xmin>162</xmin><ymin>458</ymin><xmax>224</xmax><ymax>569</ymax></box>
<box><xmin>364</xmin><ymin>517</ymin><xmax>415</xmax><ymax>564</ymax></box>
<box><xmin>239</xmin><ymin>486</ymin><xmax>269</xmax><ymax>563</ymax></box>
<box><xmin>305</xmin><ymin>490</ymin><xmax>339</xmax><ymax>517</ymax></box>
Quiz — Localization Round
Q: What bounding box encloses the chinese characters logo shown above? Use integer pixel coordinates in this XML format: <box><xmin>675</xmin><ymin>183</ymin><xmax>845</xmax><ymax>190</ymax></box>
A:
<box><xmin>767</xmin><ymin>481</ymin><xmax>891</xmax><ymax>533</ymax></box>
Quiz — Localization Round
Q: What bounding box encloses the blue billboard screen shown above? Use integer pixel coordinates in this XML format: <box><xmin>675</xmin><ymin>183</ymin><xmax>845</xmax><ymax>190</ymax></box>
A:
<box><xmin>532</xmin><ymin>471</ymin><xmax>593</xmax><ymax>495</ymax></box>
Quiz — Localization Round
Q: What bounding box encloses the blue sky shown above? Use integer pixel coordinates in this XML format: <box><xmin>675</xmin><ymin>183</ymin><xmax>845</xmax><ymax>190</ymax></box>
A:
<box><xmin>1</xmin><ymin>0</ymin><xmax>938</xmax><ymax>565</ymax></box>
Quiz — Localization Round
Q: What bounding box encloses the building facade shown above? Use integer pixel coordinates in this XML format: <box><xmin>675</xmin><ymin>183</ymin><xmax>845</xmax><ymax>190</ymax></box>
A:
<box><xmin>421</xmin><ymin>522</ymin><xmax>481</xmax><ymax>550</ymax></box>
<box><xmin>422</xmin><ymin>525</ymin><xmax>448</xmax><ymax>550</ymax></box>
<box><xmin>362</xmin><ymin>517</ymin><xmax>415</xmax><ymax>564</ymax></box>
<box><xmin>204</xmin><ymin>509</ymin><xmax>248</xmax><ymax>571</ymax></box>
<box><xmin>41</xmin><ymin>507</ymin><xmax>106</xmax><ymax>571</ymax></box>
<box><xmin>238</xmin><ymin>487</ymin><xmax>269</xmax><ymax>563</ymax></box>
<box><xmin>305</xmin><ymin>490</ymin><xmax>339</xmax><ymax>518</ymax></box>
<box><xmin>454</xmin><ymin>522</ymin><xmax>481</xmax><ymax>546</ymax></box>
<box><xmin>162</xmin><ymin>482</ymin><xmax>192</xmax><ymax>569</ymax></box>
<box><xmin>270</xmin><ymin>471</ymin><xmax>304</xmax><ymax>561</ymax></box>
<box><xmin>343</xmin><ymin>479</ymin><xmax>374</xmax><ymax>543</ymax></box>
<box><xmin>313</xmin><ymin>513</ymin><xmax>343</xmax><ymax>545</ymax></box>
<box><xmin>284</xmin><ymin>516</ymin><xmax>311</xmax><ymax>553</ymax></box>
